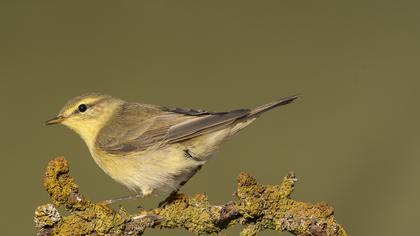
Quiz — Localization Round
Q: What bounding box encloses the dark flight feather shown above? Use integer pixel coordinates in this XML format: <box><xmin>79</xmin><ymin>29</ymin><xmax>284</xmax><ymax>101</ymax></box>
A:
<box><xmin>96</xmin><ymin>95</ymin><xmax>297</xmax><ymax>154</ymax></box>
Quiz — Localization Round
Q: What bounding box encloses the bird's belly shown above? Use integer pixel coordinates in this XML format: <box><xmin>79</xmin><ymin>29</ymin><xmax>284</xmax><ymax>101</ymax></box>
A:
<box><xmin>91</xmin><ymin>146</ymin><xmax>205</xmax><ymax>196</ymax></box>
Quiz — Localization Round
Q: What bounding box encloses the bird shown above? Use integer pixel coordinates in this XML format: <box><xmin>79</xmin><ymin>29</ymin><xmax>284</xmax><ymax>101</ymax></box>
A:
<box><xmin>46</xmin><ymin>93</ymin><xmax>297</xmax><ymax>203</ymax></box>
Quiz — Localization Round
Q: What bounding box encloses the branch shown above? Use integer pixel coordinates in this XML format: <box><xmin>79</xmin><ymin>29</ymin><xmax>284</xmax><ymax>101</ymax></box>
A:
<box><xmin>34</xmin><ymin>157</ymin><xmax>347</xmax><ymax>236</ymax></box>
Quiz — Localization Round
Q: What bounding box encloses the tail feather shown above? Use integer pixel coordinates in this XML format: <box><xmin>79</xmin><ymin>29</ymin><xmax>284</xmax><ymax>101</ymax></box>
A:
<box><xmin>248</xmin><ymin>95</ymin><xmax>298</xmax><ymax>117</ymax></box>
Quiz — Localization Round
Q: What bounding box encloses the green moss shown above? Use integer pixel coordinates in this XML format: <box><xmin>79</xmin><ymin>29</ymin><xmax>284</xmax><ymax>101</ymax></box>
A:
<box><xmin>36</xmin><ymin>157</ymin><xmax>347</xmax><ymax>236</ymax></box>
<box><xmin>240</xmin><ymin>224</ymin><xmax>260</xmax><ymax>236</ymax></box>
<box><xmin>155</xmin><ymin>193</ymin><xmax>221</xmax><ymax>234</ymax></box>
<box><xmin>51</xmin><ymin>202</ymin><xmax>129</xmax><ymax>235</ymax></box>
<box><xmin>43</xmin><ymin>157</ymin><xmax>79</xmax><ymax>207</ymax></box>
<box><xmin>55</xmin><ymin>214</ymin><xmax>94</xmax><ymax>235</ymax></box>
<box><xmin>39</xmin><ymin>157</ymin><xmax>129</xmax><ymax>235</ymax></box>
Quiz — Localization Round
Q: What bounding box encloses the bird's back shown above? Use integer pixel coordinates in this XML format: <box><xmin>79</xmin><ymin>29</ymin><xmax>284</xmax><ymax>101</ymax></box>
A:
<box><xmin>91</xmin><ymin>96</ymin><xmax>297</xmax><ymax>195</ymax></box>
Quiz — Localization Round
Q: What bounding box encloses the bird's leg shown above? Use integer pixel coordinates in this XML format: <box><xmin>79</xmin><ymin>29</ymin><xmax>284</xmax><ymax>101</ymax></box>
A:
<box><xmin>158</xmin><ymin>162</ymin><xmax>204</xmax><ymax>208</ymax></box>
<box><xmin>158</xmin><ymin>190</ymin><xmax>180</xmax><ymax>208</ymax></box>
<box><xmin>102</xmin><ymin>193</ymin><xmax>144</xmax><ymax>205</ymax></box>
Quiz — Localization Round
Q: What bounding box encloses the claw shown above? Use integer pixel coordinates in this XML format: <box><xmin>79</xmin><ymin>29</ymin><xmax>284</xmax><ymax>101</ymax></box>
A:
<box><xmin>158</xmin><ymin>192</ymin><xmax>180</xmax><ymax>208</ymax></box>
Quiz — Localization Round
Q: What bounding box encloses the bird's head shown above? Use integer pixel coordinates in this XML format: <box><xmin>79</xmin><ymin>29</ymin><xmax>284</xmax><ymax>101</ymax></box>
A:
<box><xmin>46</xmin><ymin>93</ymin><xmax>124</xmax><ymax>146</ymax></box>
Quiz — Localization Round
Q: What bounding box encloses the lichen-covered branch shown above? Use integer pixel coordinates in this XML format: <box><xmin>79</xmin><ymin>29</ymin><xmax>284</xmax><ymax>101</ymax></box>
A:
<box><xmin>34</xmin><ymin>157</ymin><xmax>347</xmax><ymax>236</ymax></box>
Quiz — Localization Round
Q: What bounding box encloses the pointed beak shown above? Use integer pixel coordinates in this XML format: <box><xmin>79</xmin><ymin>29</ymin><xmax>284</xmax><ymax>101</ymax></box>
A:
<box><xmin>45</xmin><ymin>115</ymin><xmax>65</xmax><ymax>126</ymax></box>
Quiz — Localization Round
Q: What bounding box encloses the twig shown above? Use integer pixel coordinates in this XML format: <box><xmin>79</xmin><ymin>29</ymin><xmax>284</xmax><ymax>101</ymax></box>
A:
<box><xmin>34</xmin><ymin>157</ymin><xmax>347</xmax><ymax>236</ymax></box>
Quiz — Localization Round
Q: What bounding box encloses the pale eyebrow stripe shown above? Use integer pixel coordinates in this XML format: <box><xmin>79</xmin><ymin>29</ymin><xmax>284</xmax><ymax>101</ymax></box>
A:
<box><xmin>72</xmin><ymin>97</ymin><xmax>108</xmax><ymax>115</ymax></box>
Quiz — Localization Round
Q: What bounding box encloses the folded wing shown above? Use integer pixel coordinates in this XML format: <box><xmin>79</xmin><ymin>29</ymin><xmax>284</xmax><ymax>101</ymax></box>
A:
<box><xmin>96</xmin><ymin>103</ymin><xmax>250</xmax><ymax>154</ymax></box>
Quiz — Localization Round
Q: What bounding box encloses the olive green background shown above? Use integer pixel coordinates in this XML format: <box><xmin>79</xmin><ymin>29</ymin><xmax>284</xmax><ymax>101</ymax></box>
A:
<box><xmin>1</xmin><ymin>1</ymin><xmax>419</xmax><ymax>235</ymax></box>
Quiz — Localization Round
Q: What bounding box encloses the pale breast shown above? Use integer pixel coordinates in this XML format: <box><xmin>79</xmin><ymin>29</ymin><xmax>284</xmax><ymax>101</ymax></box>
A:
<box><xmin>90</xmin><ymin>145</ymin><xmax>205</xmax><ymax>196</ymax></box>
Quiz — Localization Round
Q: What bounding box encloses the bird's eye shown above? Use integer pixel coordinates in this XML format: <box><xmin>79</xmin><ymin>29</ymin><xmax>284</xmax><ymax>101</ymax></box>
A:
<box><xmin>78</xmin><ymin>104</ymin><xmax>88</xmax><ymax>113</ymax></box>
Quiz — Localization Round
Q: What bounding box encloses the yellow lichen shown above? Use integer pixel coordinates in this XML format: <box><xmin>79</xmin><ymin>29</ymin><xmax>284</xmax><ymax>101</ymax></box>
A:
<box><xmin>35</xmin><ymin>157</ymin><xmax>347</xmax><ymax>236</ymax></box>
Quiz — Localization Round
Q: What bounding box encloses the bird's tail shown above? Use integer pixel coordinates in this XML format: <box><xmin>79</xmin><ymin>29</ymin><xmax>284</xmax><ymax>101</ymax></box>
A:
<box><xmin>248</xmin><ymin>95</ymin><xmax>298</xmax><ymax>118</ymax></box>
<box><xmin>227</xmin><ymin>95</ymin><xmax>298</xmax><ymax>136</ymax></box>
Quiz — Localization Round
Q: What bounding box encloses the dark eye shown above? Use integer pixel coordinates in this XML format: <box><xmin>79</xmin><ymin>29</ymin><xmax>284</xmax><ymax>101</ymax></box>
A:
<box><xmin>78</xmin><ymin>104</ymin><xmax>88</xmax><ymax>113</ymax></box>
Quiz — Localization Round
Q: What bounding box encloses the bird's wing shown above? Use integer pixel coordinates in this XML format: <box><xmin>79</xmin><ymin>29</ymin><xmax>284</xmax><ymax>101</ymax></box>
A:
<box><xmin>96</xmin><ymin>103</ymin><xmax>250</xmax><ymax>154</ymax></box>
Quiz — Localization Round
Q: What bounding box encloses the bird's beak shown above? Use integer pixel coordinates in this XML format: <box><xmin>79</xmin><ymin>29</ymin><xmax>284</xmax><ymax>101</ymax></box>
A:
<box><xmin>45</xmin><ymin>115</ymin><xmax>65</xmax><ymax>125</ymax></box>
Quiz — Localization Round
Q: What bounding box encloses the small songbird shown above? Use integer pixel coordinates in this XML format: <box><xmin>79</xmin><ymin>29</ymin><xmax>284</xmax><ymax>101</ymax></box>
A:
<box><xmin>46</xmin><ymin>93</ymin><xmax>297</xmax><ymax>203</ymax></box>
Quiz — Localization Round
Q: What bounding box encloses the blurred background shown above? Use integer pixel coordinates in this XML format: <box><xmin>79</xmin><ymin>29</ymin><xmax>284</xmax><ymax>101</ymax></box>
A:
<box><xmin>1</xmin><ymin>1</ymin><xmax>419</xmax><ymax>235</ymax></box>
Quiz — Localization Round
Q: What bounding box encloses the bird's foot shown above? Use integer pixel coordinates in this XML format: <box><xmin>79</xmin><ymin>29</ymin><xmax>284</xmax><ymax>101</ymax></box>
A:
<box><xmin>158</xmin><ymin>192</ymin><xmax>182</xmax><ymax>208</ymax></box>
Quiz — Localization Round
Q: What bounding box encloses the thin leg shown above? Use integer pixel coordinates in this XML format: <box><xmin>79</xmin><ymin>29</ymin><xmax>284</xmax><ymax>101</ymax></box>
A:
<box><xmin>102</xmin><ymin>194</ymin><xmax>143</xmax><ymax>205</ymax></box>
<box><xmin>158</xmin><ymin>191</ymin><xmax>179</xmax><ymax>208</ymax></box>
<box><xmin>158</xmin><ymin>164</ymin><xmax>204</xmax><ymax>207</ymax></box>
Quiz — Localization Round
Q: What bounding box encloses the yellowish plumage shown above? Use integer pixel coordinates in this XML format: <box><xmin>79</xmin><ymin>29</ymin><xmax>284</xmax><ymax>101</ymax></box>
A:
<box><xmin>46</xmin><ymin>93</ymin><xmax>297</xmax><ymax>197</ymax></box>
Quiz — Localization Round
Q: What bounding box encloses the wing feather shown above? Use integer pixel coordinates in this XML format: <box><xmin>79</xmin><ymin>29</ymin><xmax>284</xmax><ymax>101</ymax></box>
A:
<box><xmin>96</xmin><ymin>103</ymin><xmax>250</xmax><ymax>154</ymax></box>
